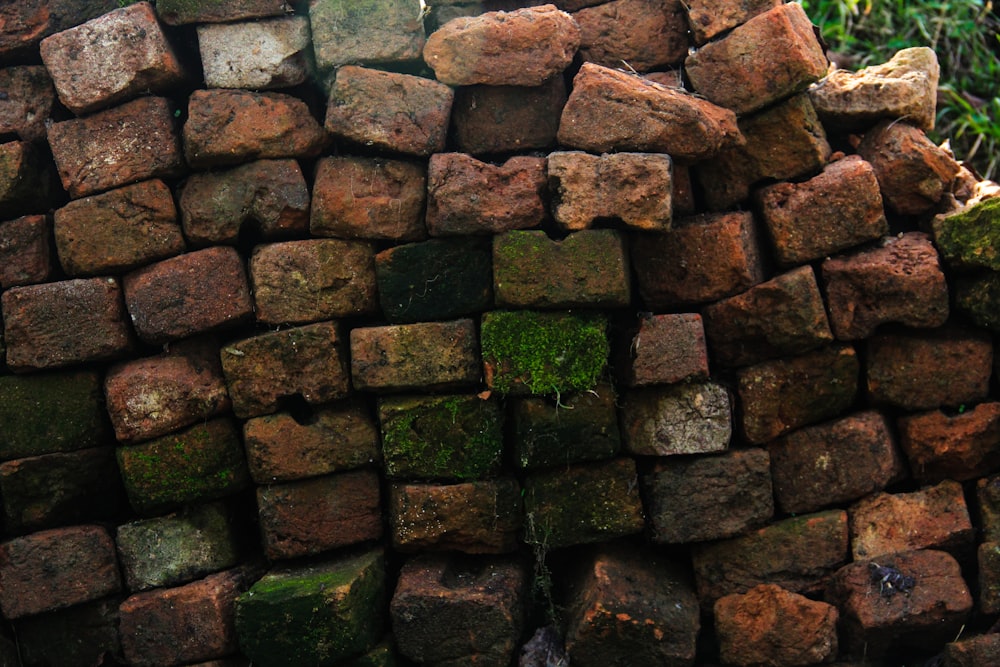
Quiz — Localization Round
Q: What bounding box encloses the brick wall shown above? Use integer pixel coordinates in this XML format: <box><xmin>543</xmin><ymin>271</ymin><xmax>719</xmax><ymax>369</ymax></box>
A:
<box><xmin>1</xmin><ymin>1</ymin><xmax>999</xmax><ymax>665</ymax></box>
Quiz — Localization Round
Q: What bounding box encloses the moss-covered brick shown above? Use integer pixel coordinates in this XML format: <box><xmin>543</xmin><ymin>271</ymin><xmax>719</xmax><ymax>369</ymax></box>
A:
<box><xmin>0</xmin><ymin>370</ymin><xmax>109</xmax><ymax>461</ymax></box>
<box><xmin>378</xmin><ymin>394</ymin><xmax>503</xmax><ymax>481</ymax></box>
<box><xmin>481</xmin><ymin>310</ymin><xmax>609</xmax><ymax>396</ymax></box>
<box><xmin>376</xmin><ymin>237</ymin><xmax>493</xmax><ymax>324</ymax></box>
<box><xmin>116</xmin><ymin>418</ymin><xmax>250</xmax><ymax>515</ymax></box>
<box><xmin>956</xmin><ymin>271</ymin><xmax>1000</xmax><ymax>332</ymax></box>
<box><xmin>933</xmin><ymin>197</ymin><xmax>1000</xmax><ymax>271</ymax></box>
<box><xmin>343</xmin><ymin>637</ymin><xmax>398</xmax><ymax>667</ymax></box>
<box><xmin>156</xmin><ymin>0</ymin><xmax>291</xmax><ymax>25</ymax></box>
<box><xmin>979</xmin><ymin>541</ymin><xmax>1000</xmax><ymax>614</ymax></box>
<box><xmin>523</xmin><ymin>458</ymin><xmax>644</xmax><ymax>549</ymax></box>
<box><xmin>235</xmin><ymin>549</ymin><xmax>386</xmax><ymax>666</ymax></box>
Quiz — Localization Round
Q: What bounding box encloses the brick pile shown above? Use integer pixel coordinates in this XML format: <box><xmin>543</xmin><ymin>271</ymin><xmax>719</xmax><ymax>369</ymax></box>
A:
<box><xmin>1</xmin><ymin>0</ymin><xmax>999</xmax><ymax>665</ymax></box>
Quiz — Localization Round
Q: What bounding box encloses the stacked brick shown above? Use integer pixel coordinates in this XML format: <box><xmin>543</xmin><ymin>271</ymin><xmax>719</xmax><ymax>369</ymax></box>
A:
<box><xmin>0</xmin><ymin>0</ymin><xmax>998</xmax><ymax>665</ymax></box>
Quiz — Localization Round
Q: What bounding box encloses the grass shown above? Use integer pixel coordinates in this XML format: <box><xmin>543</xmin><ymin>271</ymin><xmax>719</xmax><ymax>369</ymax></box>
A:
<box><xmin>801</xmin><ymin>0</ymin><xmax>1000</xmax><ymax>179</ymax></box>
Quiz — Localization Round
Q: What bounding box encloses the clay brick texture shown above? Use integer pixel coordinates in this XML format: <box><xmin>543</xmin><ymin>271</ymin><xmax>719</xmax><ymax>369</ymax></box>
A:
<box><xmin>0</xmin><ymin>1</ymin><xmax>997</xmax><ymax>664</ymax></box>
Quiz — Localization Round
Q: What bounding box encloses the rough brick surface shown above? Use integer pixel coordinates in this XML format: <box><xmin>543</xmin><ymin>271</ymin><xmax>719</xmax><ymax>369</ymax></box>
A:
<box><xmin>933</xmin><ymin>197</ymin><xmax>1000</xmax><ymax>272</ymax></box>
<box><xmin>898</xmin><ymin>403</ymin><xmax>1000</xmax><ymax>482</ymax></box>
<box><xmin>574</xmin><ymin>0</ymin><xmax>689</xmax><ymax>71</ymax></box>
<box><xmin>621</xmin><ymin>382</ymin><xmax>731</xmax><ymax>456</ymax></box>
<box><xmin>0</xmin><ymin>0</ymin><xmax>119</xmax><ymax>61</ymax></box>
<box><xmin>616</xmin><ymin>313</ymin><xmax>709</xmax><ymax>387</ymax></box>
<box><xmin>13</xmin><ymin>597</ymin><xmax>123</xmax><ymax>667</ymax></box>
<box><xmin>0</xmin><ymin>65</ymin><xmax>56</xmax><ymax>143</ymax></box>
<box><xmin>452</xmin><ymin>78</ymin><xmax>566</xmax><ymax>155</ymax></box>
<box><xmin>979</xmin><ymin>474</ymin><xmax>1000</xmax><ymax>544</ymax></box>
<box><xmin>157</xmin><ymin>0</ymin><xmax>290</xmax><ymax>25</ymax></box>
<box><xmin>0</xmin><ymin>140</ymin><xmax>53</xmax><ymax>215</ymax></box>
<box><xmin>955</xmin><ymin>272</ymin><xmax>1000</xmax><ymax>332</ymax></box>
<box><xmin>684</xmin><ymin>0</ymin><xmax>782</xmax><ymax>44</ymax></box>
<box><xmin>0</xmin><ymin>214</ymin><xmax>52</xmax><ymax>288</ymax></box>
<box><xmin>979</xmin><ymin>541</ymin><xmax>1000</xmax><ymax>615</ymax></box>
<box><xmin>198</xmin><ymin>16</ymin><xmax>311</xmax><ymax>90</ymax></box>
<box><xmin>943</xmin><ymin>632</ymin><xmax>1000</xmax><ymax>666</ymax></box>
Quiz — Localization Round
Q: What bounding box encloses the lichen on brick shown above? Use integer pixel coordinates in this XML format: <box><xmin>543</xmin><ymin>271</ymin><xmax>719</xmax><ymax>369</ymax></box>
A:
<box><xmin>933</xmin><ymin>197</ymin><xmax>1000</xmax><ymax>271</ymax></box>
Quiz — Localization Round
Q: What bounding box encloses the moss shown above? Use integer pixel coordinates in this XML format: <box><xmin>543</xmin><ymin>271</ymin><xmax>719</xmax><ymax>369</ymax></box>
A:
<box><xmin>933</xmin><ymin>197</ymin><xmax>1000</xmax><ymax>271</ymax></box>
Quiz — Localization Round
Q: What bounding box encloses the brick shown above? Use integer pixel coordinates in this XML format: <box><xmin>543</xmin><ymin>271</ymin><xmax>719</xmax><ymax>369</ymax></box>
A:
<box><xmin>574</xmin><ymin>0</ymin><xmax>688</xmax><ymax>71</ymax></box>
<box><xmin>325</xmin><ymin>66</ymin><xmax>453</xmax><ymax>157</ymax></box>
<box><xmin>14</xmin><ymin>597</ymin><xmax>123</xmax><ymax>667</ymax></box>
<box><xmin>116</xmin><ymin>418</ymin><xmax>250</xmax><ymax>515</ymax></box>
<box><xmin>0</xmin><ymin>140</ymin><xmax>55</xmax><ymax>215</ymax></box>
<box><xmin>123</xmin><ymin>246</ymin><xmax>253</xmax><ymax>345</ymax></box>
<box><xmin>703</xmin><ymin>265</ymin><xmax>834</xmax><ymax>367</ymax></box>
<box><xmin>692</xmin><ymin>510</ymin><xmax>849</xmax><ymax>607</ymax></box>
<box><xmin>737</xmin><ymin>344</ymin><xmax>859</xmax><ymax>444</ymax></box>
<box><xmin>243</xmin><ymin>403</ymin><xmax>379</xmax><ymax>484</ymax></box>
<box><xmin>943</xmin><ymin>632</ymin><xmax>1000</xmax><ymax>666</ymax></box>
<box><xmin>558</xmin><ymin>62</ymin><xmax>742</xmax><ymax>160</ymax></box>
<box><xmin>510</xmin><ymin>383</ymin><xmax>620</xmax><ymax>469</ymax></box>
<box><xmin>258</xmin><ymin>470</ymin><xmax>382</xmax><ymax>560</ymax></box>
<box><xmin>424</xmin><ymin>5</ymin><xmax>579</xmax><ymax>86</ymax></box>
<box><xmin>376</xmin><ymin>237</ymin><xmax>492</xmax><ymax>323</ymax></box>
<box><xmin>547</xmin><ymin>151</ymin><xmax>673</xmax><ymax>232</ymax></box>
<box><xmin>0</xmin><ymin>65</ymin><xmax>57</xmax><ymax>143</ymax></box>
<box><xmin>179</xmin><ymin>159</ymin><xmax>309</xmax><ymax>247</ymax></box>
<box><xmin>616</xmin><ymin>313</ymin><xmax>708</xmax><ymax>387</ymax></box>
<box><xmin>2</xmin><ymin>277</ymin><xmax>133</xmax><ymax>372</ymax></box>
<box><xmin>119</xmin><ymin>566</ymin><xmax>259</xmax><ymax>667</ymax></box>
<box><xmin>47</xmin><ymin>96</ymin><xmax>184</xmax><ymax>198</ymax></box>
<box><xmin>220</xmin><ymin>321</ymin><xmax>350</xmax><ymax>419</ymax></box>
<box><xmin>866</xmin><ymin>326</ymin><xmax>992</xmax><ymax>411</ymax></box>
<box><xmin>769</xmin><ymin>411</ymin><xmax>905</xmax><ymax>515</ymax></box>
<box><xmin>933</xmin><ymin>197</ymin><xmax>1000</xmax><ymax>272</ymax></box>
<box><xmin>621</xmin><ymin>382</ymin><xmax>731</xmax><ymax>457</ymax></box>
<box><xmin>825</xmin><ymin>549</ymin><xmax>972</xmax><ymax>658</ymax></box>
<box><xmin>156</xmin><ymin>0</ymin><xmax>291</xmax><ymax>24</ymax></box>
<box><xmin>955</xmin><ymin>271</ymin><xmax>1000</xmax><ymax>332</ymax></box>
<box><xmin>452</xmin><ymin>78</ymin><xmax>566</xmax><ymax>155</ymax></box>
<box><xmin>236</xmin><ymin>550</ymin><xmax>385</xmax><ymax>665</ymax></box>
<box><xmin>116</xmin><ymin>501</ymin><xmax>242</xmax><ymax>592</ymax></box>
<box><xmin>0</xmin><ymin>0</ymin><xmax>119</xmax><ymax>60</ymax></box>
<box><xmin>310</xmin><ymin>156</ymin><xmax>427</xmax><ymax>242</ymax></box>
<box><xmin>979</xmin><ymin>473</ymin><xmax>1000</xmax><ymax>544</ymax></box>
<box><xmin>523</xmin><ymin>458</ymin><xmax>644</xmax><ymax>549</ymax></box>
<box><xmin>632</xmin><ymin>211</ymin><xmax>765</xmax><ymax>308</ymax></box>
<box><xmin>389</xmin><ymin>479</ymin><xmax>522</xmax><ymax>553</ymax></box>
<box><xmin>54</xmin><ymin>179</ymin><xmax>185</xmax><ymax>277</ymax></box>
<box><xmin>0</xmin><ymin>214</ymin><xmax>53</xmax><ymax>288</ymax></box>
<box><xmin>0</xmin><ymin>525</ymin><xmax>121</xmax><ymax>619</ymax></box>
<box><xmin>198</xmin><ymin>16</ymin><xmax>311</xmax><ymax>90</ymax></box>
<box><xmin>756</xmin><ymin>155</ymin><xmax>887</xmax><ymax>267</ymax></box>
<box><xmin>350</xmin><ymin>319</ymin><xmax>480</xmax><ymax>393</ymax></box>
<box><xmin>564</xmin><ymin>544</ymin><xmax>700</xmax><ymax>667</ymax></box>
<box><xmin>685</xmin><ymin>3</ymin><xmax>827</xmax><ymax>115</ymax></box>
<box><xmin>979</xmin><ymin>542</ymin><xmax>1000</xmax><ymax>615</ymax></box>
<box><xmin>39</xmin><ymin>2</ymin><xmax>186</xmax><ymax>115</ymax></box>
<box><xmin>899</xmin><ymin>403</ymin><xmax>1000</xmax><ymax>483</ymax></box>
<box><xmin>0</xmin><ymin>446</ymin><xmax>122</xmax><ymax>533</ymax></box>
<box><xmin>426</xmin><ymin>153</ymin><xmax>547</xmax><ymax>236</ymax></box>
<box><xmin>683</xmin><ymin>0</ymin><xmax>782</xmax><ymax>44</ymax></box>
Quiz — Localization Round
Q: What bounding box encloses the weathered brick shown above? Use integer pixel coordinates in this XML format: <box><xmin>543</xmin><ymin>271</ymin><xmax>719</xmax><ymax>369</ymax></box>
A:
<box><xmin>310</xmin><ymin>156</ymin><xmax>427</xmax><ymax>242</ymax></box>
<box><xmin>564</xmin><ymin>544</ymin><xmax>700</xmax><ymax>667</ymax></box>
<box><xmin>54</xmin><ymin>179</ymin><xmax>185</xmax><ymax>277</ymax></box>
<box><xmin>979</xmin><ymin>473</ymin><xmax>1000</xmax><ymax>544</ymax></box>
<box><xmin>574</xmin><ymin>0</ymin><xmax>688</xmax><ymax>71</ymax></box>
<box><xmin>943</xmin><ymin>632</ymin><xmax>1000</xmax><ymax>666</ymax></box>
<box><xmin>325</xmin><ymin>66</ymin><xmax>453</xmax><ymax>157</ymax></box>
<box><xmin>850</xmin><ymin>480</ymin><xmax>974</xmax><ymax>561</ymax></box>
<box><xmin>389</xmin><ymin>479</ymin><xmax>522</xmax><ymax>553</ymax></box>
<box><xmin>0</xmin><ymin>525</ymin><xmax>121</xmax><ymax>619</ymax></box>
<box><xmin>769</xmin><ymin>411</ymin><xmax>905</xmax><ymax>515</ymax></box>
<box><xmin>156</xmin><ymin>0</ymin><xmax>290</xmax><ymax>25</ymax></box>
<box><xmin>683</xmin><ymin>0</ymin><xmax>782</xmax><ymax>44</ymax></box>
<box><xmin>13</xmin><ymin>597</ymin><xmax>123</xmax><ymax>667</ymax></box>
<box><xmin>955</xmin><ymin>271</ymin><xmax>1000</xmax><ymax>332</ymax></box>
<box><xmin>123</xmin><ymin>246</ymin><xmax>253</xmax><ymax>345</ymax></box>
<box><xmin>0</xmin><ymin>214</ymin><xmax>53</xmax><ymax>288</ymax></box>
<box><xmin>0</xmin><ymin>0</ymin><xmax>119</xmax><ymax>61</ymax></box>
<box><xmin>979</xmin><ymin>541</ymin><xmax>1000</xmax><ymax>615</ymax></box>
<box><xmin>692</xmin><ymin>510</ymin><xmax>849</xmax><ymax>607</ymax></box>
<box><xmin>258</xmin><ymin>470</ymin><xmax>382</xmax><ymax>560</ymax></box>
<box><xmin>899</xmin><ymin>403</ymin><xmax>1000</xmax><ymax>483</ymax></box>
<box><xmin>866</xmin><ymin>326</ymin><xmax>992</xmax><ymax>411</ymax></box>
<box><xmin>737</xmin><ymin>344</ymin><xmax>860</xmax><ymax>444</ymax></box>
<box><xmin>39</xmin><ymin>2</ymin><xmax>186</xmax><ymax>115</ymax></box>
<box><xmin>0</xmin><ymin>140</ymin><xmax>55</xmax><ymax>215</ymax></box>
<box><xmin>934</xmin><ymin>197</ymin><xmax>1000</xmax><ymax>272</ymax></box>
<box><xmin>452</xmin><ymin>78</ymin><xmax>566</xmax><ymax>155</ymax></box>
<box><xmin>198</xmin><ymin>16</ymin><xmax>311</xmax><ymax>90</ymax></box>
<box><xmin>220</xmin><ymin>321</ymin><xmax>350</xmax><ymax>419</ymax></box>
<box><xmin>243</xmin><ymin>403</ymin><xmax>379</xmax><ymax>484</ymax></box>
<box><xmin>426</xmin><ymin>153</ymin><xmax>547</xmax><ymax>236</ymax></box>
<box><xmin>621</xmin><ymin>382</ymin><xmax>731</xmax><ymax>457</ymax></box>
<box><xmin>756</xmin><ymin>155</ymin><xmax>887</xmax><ymax>267</ymax></box>
<box><xmin>616</xmin><ymin>313</ymin><xmax>709</xmax><ymax>387</ymax></box>
<box><xmin>523</xmin><ymin>458</ymin><xmax>644</xmax><ymax>549</ymax></box>
<box><xmin>350</xmin><ymin>319</ymin><xmax>480</xmax><ymax>393</ymax></box>
<box><xmin>0</xmin><ymin>65</ymin><xmax>56</xmax><ymax>143</ymax></box>
<box><xmin>116</xmin><ymin>418</ymin><xmax>250</xmax><ymax>515</ymax></box>
<box><xmin>2</xmin><ymin>277</ymin><xmax>133</xmax><ymax>372</ymax></box>
<box><xmin>632</xmin><ymin>211</ymin><xmax>765</xmax><ymax>308</ymax></box>
<box><xmin>47</xmin><ymin>96</ymin><xmax>184</xmax><ymax>198</ymax></box>
<box><xmin>558</xmin><ymin>62</ymin><xmax>742</xmax><ymax>160</ymax></box>
<box><xmin>179</xmin><ymin>159</ymin><xmax>309</xmax><ymax>247</ymax></box>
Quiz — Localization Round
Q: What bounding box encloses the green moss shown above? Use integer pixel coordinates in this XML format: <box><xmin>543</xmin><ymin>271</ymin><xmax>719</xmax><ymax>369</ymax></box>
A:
<box><xmin>933</xmin><ymin>197</ymin><xmax>1000</xmax><ymax>271</ymax></box>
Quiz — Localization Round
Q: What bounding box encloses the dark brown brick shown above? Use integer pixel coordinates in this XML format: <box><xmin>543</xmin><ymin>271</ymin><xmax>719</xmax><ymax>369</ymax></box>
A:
<box><xmin>0</xmin><ymin>65</ymin><xmax>57</xmax><ymax>143</ymax></box>
<box><xmin>979</xmin><ymin>541</ymin><xmax>1000</xmax><ymax>616</ymax></box>
<box><xmin>0</xmin><ymin>0</ymin><xmax>119</xmax><ymax>60</ymax></box>
<box><xmin>979</xmin><ymin>473</ymin><xmax>1000</xmax><ymax>544</ymax></box>
<box><xmin>0</xmin><ymin>214</ymin><xmax>53</xmax><ymax>288</ymax></box>
<box><xmin>943</xmin><ymin>631</ymin><xmax>1000</xmax><ymax>666</ymax></box>
<box><xmin>616</xmin><ymin>313</ymin><xmax>708</xmax><ymax>387</ymax></box>
<box><xmin>898</xmin><ymin>402</ymin><xmax>1000</xmax><ymax>482</ymax></box>
<box><xmin>0</xmin><ymin>140</ymin><xmax>55</xmax><ymax>215</ymax></box>
<box><xmin>14</xmin><ymin>597</ymin><xmax>123</xmax><ymax>667</ymax></box>
<box><xmin>452</xmin><ymin>78</ymin><xmax>566</xmax><ymax>155</ymax></box>
<box><xmin>683</xmin><ymin>0</ymin><xmax>783</xmax><ymax>44</ymax></box>
<box><xmin>621</xmin><ymin>382</ymin><xmax>731</xmax><ymax>456</ymax></box>
<box><xmin>157</xmin><ymin>0</ymin><xmax>290</xmax><ymax>24</ymax></box>
<box><xmin>574</xmin><ymin>0</ymin><xmax>689</xmax><ymax>71</ymax></box>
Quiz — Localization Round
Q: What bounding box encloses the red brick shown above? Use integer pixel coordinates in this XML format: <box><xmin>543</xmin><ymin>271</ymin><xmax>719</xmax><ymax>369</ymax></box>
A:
<box><xmin>47</xmin><ymin>96</ymin><xmax>184</xmax><ymax>198</ymax></box>
<box><xmin>737</xmin><ymin>344</ymin><xmax>860</xmax><ymax>444</ymax></box>
<box><xmin>898</xmin><ymin>402</ymin><xmax>1000</xmax><ymax>482</ymax></box>
<box><xmin>757</xmin><ymin>155</ymin><xmax>888</xmax><ymax>267</ymax></box>
<box><xmin>156</xmin><ymin>0</ymin><xmax>290</xmax><ymax>25</ymax></box>
<box><xmin>616</xmin><ymin>313</ymin><xmax>708</xmax><ymax>387</ymax></box>
<box><xmin>39</xmin><ymin>2</ymin><xmax>187</xmax><ymax>115</ymax></box>
<box><xmin>631</xmin><ymin>211</ymin><xmax>765</xmax><ymax>308</ymax></box>
<box><xmin>683</xmin><ymin>0</ymin><xmax>783</xmax><ymax>44</ymax></box>
<box><xmin>250</xmin><ymin>239</ymin><xmax>377</xmax><ymax>324</ymax></box>
<box><xmin>769</xmin><ymin>411</ymin><xmax>905</xmax><ymax>515</ymax></box>
<box><xmin>179</xmin><ymin>159</ymin><xmax>309</xmax><ymax>247</ymax></box>
<box><xmin>2</xmin><ymin>277</ymin><xmax>133</xmax><ymax>372</ymax></box>
<box><xmin>866</xmin><ymin>326</ymin><xmax>993</xmax><ymax>411</ymax></box>
<box><xmin>426</xmin><ymin>153</ymin><xmax>546</xmax><ymax>236</ymax></box>
<box><xmin>198</xmin><ymin>16</ymin><xmax>312</xmax><ymax>90</ymax></box>
<box><xmin>0</xmin><ymin>525</ymin><xmax>121</xmax><ymax>619</ymax></box>
<box><xmin>310</xmin><ymin>156</ymin><xmax>427</xmax><ymax>242</ymax></box>
<box><xmin>451</xmin><ymin>78</ymin><xmax>566</xmax><ymax>155</ymax></box>
<box><xmin>258</xmin><ymin>470</ymin><xmax>382</xmax><ymax>560</ymax></box>
<box><xmin>574</xmin><ymin>0</ymin><xmax>689</xmax><ymax>71</ymax></box>
<box><xmin>325</xmin><ymin>65</ymin><xmax>453</xmax><ymax>157</ymax></box>
<box><xmin>943</xmin><ymin>632</ymin><xmax>1000</xmax><ymax>666</ymax></box>
<box><xmin>123</xmin><ymin>246</ymin><xmax>253</xmax><ymax>345</ymax></box>
<box><xmin>621</xmin><ymin>382</ymin><xmax>731</xmax><ymax>456</ymax></box>
<box><xmin>0</xmin><ymin>0</ymin><xmax>119</xmax><ymax>60</ymax></box>
<box><xmin>0</xmin><ymin>140</ymin><xmax>55</xmax><ymax>215</ymax></box>
<box><xmin>220</xmin><ymin>321</ymin><xmax>350</xmax><ymax>419</ymax></box>
<box><xmin>0</xmin><ymin>214</ymin><xmax>53</xmax><ymax>288</ymax></box>
<box><xmin>54</xmin><ymin>179</ymin><xmax>185</xmax><ymax>277</ymax></box>
<box><xmin>0</xmin><ymin>65</ymin><xmax>57</xmax><ymax>142</ymax></box>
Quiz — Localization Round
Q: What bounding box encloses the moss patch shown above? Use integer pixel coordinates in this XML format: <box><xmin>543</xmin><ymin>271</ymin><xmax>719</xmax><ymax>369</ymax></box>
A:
<box><xmin>933</xmin><ymin>197</ymin><xmax>1000</xmax><ymax>271</ymax></box>
<box><xmin>956</xmin><ymin>271</ymin><xmax>1000</xmax><ymax>332</ymax></box>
